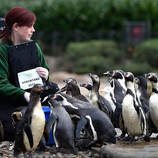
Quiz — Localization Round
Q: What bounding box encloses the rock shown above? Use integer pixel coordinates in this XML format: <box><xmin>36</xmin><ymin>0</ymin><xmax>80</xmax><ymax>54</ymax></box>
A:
<box><xmin>100</xmin><ymin>139</ymin><xmax>158</xmax><ymax>158</ymax></box>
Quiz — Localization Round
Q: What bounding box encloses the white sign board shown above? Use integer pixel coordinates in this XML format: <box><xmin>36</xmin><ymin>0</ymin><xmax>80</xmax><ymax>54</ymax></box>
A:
<box><xmin>18</xmin><ymin>68</ymin><xmax>43</xmax><ymax>90</ymax></box>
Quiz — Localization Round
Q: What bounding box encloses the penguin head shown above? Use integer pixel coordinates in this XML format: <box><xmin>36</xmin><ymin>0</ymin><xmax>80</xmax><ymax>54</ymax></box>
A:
<box><xmin>53</xmin><ymin>93</ymin><xmax>64</xmax><ymax>102</ymax></box>
<box><xmin>80</xmin><ymin>82</ymin><xmax>93</xmax><ymax>91</ymax></box>
<box><xmin>103</xmin><ymin>71</ymin><xmax>112</xmax><ymax>77</ymax></box>
<box><xmin>31</xmin><ymin>84</ymin><xmax>44</xmax><ymax>95</ymax></box>
<box><xmin>112</xmin><ymin>69</ymin><xmax>125</xmax><ymax>80</ymax></box>
<box><xmin>89</xmin><ymin>73</ymin><xmax>100</xmax><ymax>91</ymax></box>
<box><xmin>43</xmin><ymin>81</ymin><xmax>59</xmax><ymax>94</ymax></box>
<box><xmin>48</xmin><ymin>97</ymin><xmax>61</xmax><ymax>109</ymax></box>
<box><xmin>53</xmin><ymin>93</ymin><xmax>79</xmax><ymax>110</ymax></box>
<box><xmin>61</xmin><ymin>79</ymin><xmax>80</xmax><ymax>96</ymax></box>
<box><xmin>125</xmin><ymin>72</ymin><xmax>134</xmax><ymax>82</ymax></box>
<box><xmin>63</xmin><ymin>77</ymin><xmax>77</xmax><ymax>85</ymax></box>
<box><xmin>146</xmin><ymin>73</ymin><xmax>158</xmax><ymax>83</ymax></box>
<box><xmin>134</xmin><ymin>75</ymin><xmax>147</xmax><ymax>90</ymax></box>
<box><xmin>103</xmin><ymin>71</ymin><xmax>113</xmax><ymax>84</ymax></box>
<box><xmin>89</xmin><ymin>73</ymin><xmax>100</xmax><ymax>83</ymax></box>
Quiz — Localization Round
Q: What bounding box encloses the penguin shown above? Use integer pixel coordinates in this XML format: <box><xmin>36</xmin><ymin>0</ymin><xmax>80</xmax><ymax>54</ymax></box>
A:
<box><xmin>54</xmin><ymin>92</ymin><xmax>116</xmax><ymax>146</ymax></box>
<box><xmin>146</xmin><ymin>73</ymin><xmax>158</xmax><ymax>134</ymax></box>
<box><xmin>110</xmin><ymin>70</ymin><xmax>128</xmax><ymax>138</ymax></box>
<box><xmin>134</xmin><ymin>75</ymin><xmax>149</xmax><ymax>114</ymax></box>
<box><xmin>46</xmin><ymin>98</ymin><xmax>77</xmax><ymax>154</ymax></box>
<box><xmin>134</xmin><ymin>75</ymin><xmax>154</xmax><ymax>137</ymax></box>
<box><xmin>102</xmin><ymin>71</ymin><xmax>116</xmax><ymax>113</ymax></box>
<box><xmin>111</xmin><ymin>69</ymin><xmax>127</xmax><ymax>104</ymax></box>
<box><xmin>87</xmin><ymin>73</ymin><xmax>113</xmax><ymax>119</ymax></box>
<box><xmin>60</xmin><ymin>77</ymin><xmax>89</xmax><ymax>102</ymax></box>
<box><xmin>122</xmin><ymin>72</ymin><xmax>148</xmax><ymax>143</ymax></box>
<box><xmin>41</xmin><ymin>81</ymin><xmax>59</xmax><ymax>106</ymax></box>
<box><xmin>0</xmin><ymin>120</ymin><xmax>4</xmax><ymax>142</ymax></box>
<box><xmin>14</xmin><ymin>84</ymin><xmax>46</xmax><ymax>156</ymax></box>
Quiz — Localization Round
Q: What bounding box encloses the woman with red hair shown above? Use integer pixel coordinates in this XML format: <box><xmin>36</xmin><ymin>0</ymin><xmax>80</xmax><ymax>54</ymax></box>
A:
<box><xmin>0</xmin><ymin>7</ymin><xmax>50</xmax><ymax>141</ymax></box>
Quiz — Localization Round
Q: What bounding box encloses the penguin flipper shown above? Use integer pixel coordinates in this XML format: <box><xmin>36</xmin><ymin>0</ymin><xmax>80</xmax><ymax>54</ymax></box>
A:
<box><xmin>98</xmin><ymin>95</ymin><xmax>113</xmax><ymax>117</ymax></box>
<box><xmin>75</xmin><ymin>117</ymin><xmax>88</xmax><ymax>139</ymax></box>
<box><xmin>46</xmin><ymin>113</ymin><xmax>57</xmax><ymax>134</ymax></box>
<box><xmin>24</xmin><ymin>124</ymin><xmax>34</xmax><ymax>148</ymax></box>
<box><xmin>114</xmin><ymin>102</ymin><xmax>122</xmax><ymax>128</ymax></box>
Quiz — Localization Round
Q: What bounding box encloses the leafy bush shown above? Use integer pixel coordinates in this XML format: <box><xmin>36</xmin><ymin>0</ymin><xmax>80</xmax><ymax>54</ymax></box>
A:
<box><xmin>119</xmin><ymin>62</ymin><xmax>154</xmax><ymax>75</ymax></box>
<box><xmin>74</xmin><ymin>56</ymin><xmax>114</xmax><ymax>74</ymax></box>
<box><xmin>134</xmin><ymin>39</ymin><xmax>158</xmax><ymax>68</ymax></box>
<box><xmin>65</xmin><ymin>40</ymin><xmax>125</xmax><ymax>74</ymax></box>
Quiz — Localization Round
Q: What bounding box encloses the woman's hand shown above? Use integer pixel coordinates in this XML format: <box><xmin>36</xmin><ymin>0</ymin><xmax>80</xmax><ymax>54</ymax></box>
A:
<box><xmin>36</xmin><ymin>67</ymin><xmax>49</xmax><ymax>80</ymax></box>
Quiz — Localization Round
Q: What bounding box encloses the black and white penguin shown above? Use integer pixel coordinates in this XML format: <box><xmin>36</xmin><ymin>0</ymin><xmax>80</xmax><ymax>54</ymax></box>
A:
<box><xmin>146</xmin><ymin>73</ymin><xmax>158</xmax><ymax>133</ymax></box>
<box><xmin>87</xmin><ymin>73</ymin><xmax>113</xmax><ymax>119</ymax></box>
<box><xmin>122</xmin><ymin>72</ymin><xmax>148</xmax><ymax>143</ymax></box>
<box><xmin>60</xmin><ymin>77</ymin><xmax>89</xmax><ymax>102</ymax></box>
<box><xmin>102</xmin><ymin>71</ymin><xmax>116</xmax><ymax>113</ymax></box>
<box><xmin>111</xmin><ymin>69</ymin><xmax>127</xmax><ymax>104</ymax></box>
<box><xmin>110</xmin><ymin>70</ymin><xmax>127</xmax><ymax>135</ymax></box>
<box><xmin>41</xmin><ymin>81</ymin><xmax>59</xmax><ymax>106</ymax></box>
<box><xmin>46</xmin><ymin>98</ymin><xmax>77</xmax><ymax>154</ymax></box>
<box><xmin>54</xmin><ymin>93</ymin><xmax>116</xmax><ymax>146</ymax></box>
<box><xmin>134</xmin><ymin>75</ymin><xmax>149</xmax><ymax>114</ymax></box>
<box><xmin>14</xmin><ymin>84</ymin><xmax>46</xmax><ymax>156</ymax></box>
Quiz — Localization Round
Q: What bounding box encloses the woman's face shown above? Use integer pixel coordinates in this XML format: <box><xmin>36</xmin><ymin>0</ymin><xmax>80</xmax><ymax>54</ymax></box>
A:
<box><xmin>12</xmin><ymin>24</ymin><xmax>35</xmax><ymax>44</ymax></box>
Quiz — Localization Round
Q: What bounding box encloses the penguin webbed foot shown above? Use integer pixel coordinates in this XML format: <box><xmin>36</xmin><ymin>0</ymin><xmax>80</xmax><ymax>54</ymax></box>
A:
<box><xmin>124</xmin><ymin>136</ymin><xmax>135</xmax><ymax>144</ymax></box>
<box><xmin>144</xmin><ymin>135</ymin><xmax>150</xmax><ymax>142</ymax></box>
<box><xmin>117</xmin><ymin>133</ymin><xmax>128</xmax><ymax>141</ymax></box>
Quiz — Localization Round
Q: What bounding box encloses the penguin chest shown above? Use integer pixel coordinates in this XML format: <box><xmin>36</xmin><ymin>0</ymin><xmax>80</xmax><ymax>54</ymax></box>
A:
<box><xmin>149</xmin><ymin>94</ymin><xmax>158</xmax><ymax>130</ymax></box>
<box><xmin>89</xmin><ymin>92</ymin><xmax>98</xmax><ymax>107</ymax></box>
<box><xmin>103</xmin><ymin>91</ymin><xmax>116</xmax><ymax>112</ymax></box>
<box><xmin>24</xmin><ymin>104</ymin><xmax>45</xmax><ymax>151</ymax></box>
<box><xmin>122</xmin><ymin>95</ymin><xmax>142</xmax><ymax>136</ymax></box>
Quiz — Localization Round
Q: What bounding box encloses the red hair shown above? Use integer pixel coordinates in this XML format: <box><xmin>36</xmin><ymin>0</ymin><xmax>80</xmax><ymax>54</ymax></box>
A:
<box><xmin>0</xmin><ymin>7</ymin><xmax>36</xmax><ymax>44</ymax></box>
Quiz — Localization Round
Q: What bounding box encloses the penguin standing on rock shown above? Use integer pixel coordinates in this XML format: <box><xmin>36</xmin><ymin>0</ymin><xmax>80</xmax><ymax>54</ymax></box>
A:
<box><xmin>14</xmin><ymin>84</ymin><xmax>46</xmax><ymax>156</ymax></box>
<box><xmin>122</xmin><ymin>72</ymin><xmax>148</xmax><ymax>143</ymax></box>
<box><xmin>46</xmin><ymin>98</ymin><xmax>77</xmax><ymax>154</ymax></box>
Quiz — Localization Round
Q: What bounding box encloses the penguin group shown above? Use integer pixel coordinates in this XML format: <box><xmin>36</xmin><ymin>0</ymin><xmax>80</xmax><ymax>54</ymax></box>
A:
<box><xmin>4</xmin><ymin>70</ymin><xmax>158</xmax><ymax>157</ymax></box>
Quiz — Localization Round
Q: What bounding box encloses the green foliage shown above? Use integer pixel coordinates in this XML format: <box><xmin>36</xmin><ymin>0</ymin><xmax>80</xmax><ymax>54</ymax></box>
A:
<box><xmin>74</xmin><ymin>56</ymin><xmax>114</xmax><ymax>74</ymax></box>
<box><xmin>67</xmin><ymin>40</ymin><xmax>124</xmax><ymax>62</ymax></box>
<box><xmin>134</xmin><ymin>39</ymin><xmax>158</xmax><ymax>68</ymax></box>
<box><xmin>65</xmin><ymin>40</ymin><xmax>124</xmax><ymax>74</ymax></box>
<box><xmin>1</xmin><ymin>0</ymin><xmax>158</xmax><ymax>33</ymax></box>
<box><xmin>119</xmin><ymin>62</ymin><xmax>154</xmax><ymax>75</ymax></box>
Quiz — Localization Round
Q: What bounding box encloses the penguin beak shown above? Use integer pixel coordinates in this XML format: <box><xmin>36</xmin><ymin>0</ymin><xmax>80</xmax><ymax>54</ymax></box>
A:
<box><xmin>58</xmin><ymin>85</ymin><xmax>67</xmax><ymax>93</ymax></box>
<box><xmin>89</xmin><ymin>73</ymin><xmax>92</xmax><ymax>77</ymax></box>
<box><xmin>80</xmin><ymin>83</ymin><xmax>86</xmax><ymax>87</ymax></box>
<box><xmin>103</xmin><ymin>72</ymin><xmax>111</xmax><ymax>77</ymax></box>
